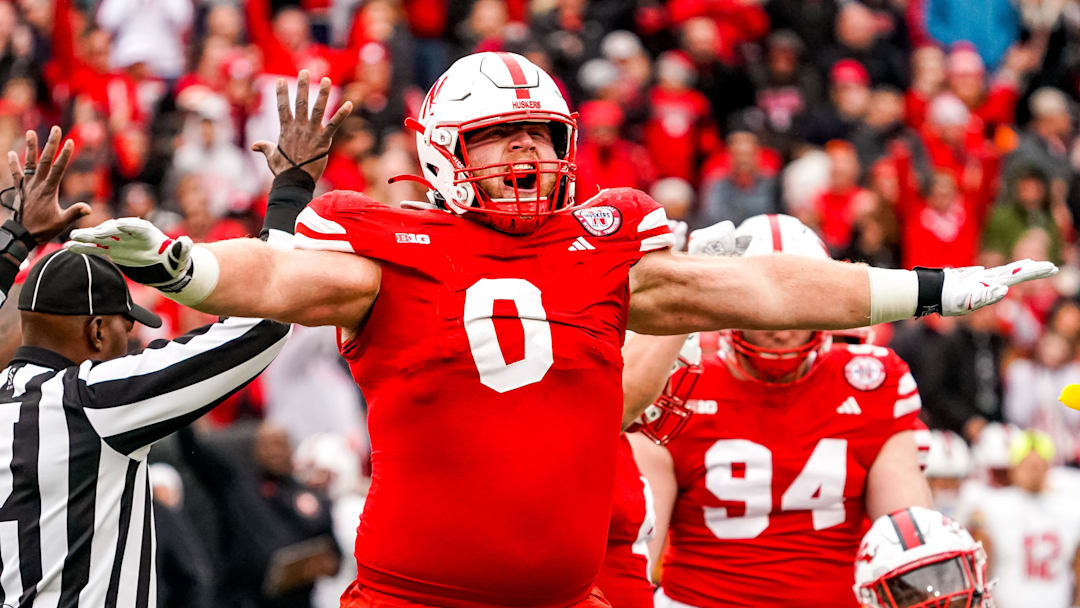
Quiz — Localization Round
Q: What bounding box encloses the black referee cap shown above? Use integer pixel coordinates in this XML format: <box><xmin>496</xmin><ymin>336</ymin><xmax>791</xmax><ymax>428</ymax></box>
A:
<box><xmin>18</xmin><ymin>249</ymin><xmax>162</xmax><ymax>328</ymax></box>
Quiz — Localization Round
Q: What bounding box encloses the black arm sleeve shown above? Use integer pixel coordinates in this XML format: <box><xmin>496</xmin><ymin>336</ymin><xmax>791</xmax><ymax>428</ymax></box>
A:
<box><xmin>259</xmin><ymin>168</ymin><xmax>316</xmax><ymax>241</ymax></box>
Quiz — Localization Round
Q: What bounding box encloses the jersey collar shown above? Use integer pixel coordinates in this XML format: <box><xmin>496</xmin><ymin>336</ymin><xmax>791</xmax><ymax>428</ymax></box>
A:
<box><xmin>10</xmin><ymin>345</ymin><xmax>77</xmax><ymax>371</ymax></box>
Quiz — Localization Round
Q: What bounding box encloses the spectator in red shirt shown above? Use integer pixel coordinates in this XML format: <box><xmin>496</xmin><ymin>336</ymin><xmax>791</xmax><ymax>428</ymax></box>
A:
<box><xmin>894</xmin><ymin>141</ymin><xmax>994</xmax><ymax>269</ymax></box>
<box><xmin>644</xmin><ymin>51</ymin><xmax>713</xmax><ymax>182</ymax></box>
<box><xmin>666</xmin><ymin>0</ymin><xmax>770</xmax><ymax>65</ymax></box>
<box><xmin>813</xmin><ymin>140</ymin><xmax>874</xmax><ymax>252</ymax></box>
<box><xmin>907</xmin><ymin>44</ymin><xmax>1022</xmax><ymax>134</ymax></box>
<box><xmin>246</xmin><ymin>0</ymin><xmax>353</xmax><ymax>82</ymax></box>
<box><xmin>905</xmin><ymin>44</ymin><xmax>948</xmax><ymax>130</ymax></box>
<box><xmin>920</xmin><ymin>92</ymin><xmax>992</xmax><ymax>184</ymax></box>
<box><xmin>574</xmin><ymin>100</ymin><xmax>656</xmax><ymax>200</ymax></box>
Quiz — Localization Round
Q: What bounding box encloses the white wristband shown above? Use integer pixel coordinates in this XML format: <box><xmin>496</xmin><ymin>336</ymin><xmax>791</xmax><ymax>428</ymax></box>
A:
<box><xmin>164</xmin><ymin>245</ymin><xmax>220</xmax><ymax>307</ymax></box>
<box><xmin>867</xmin><ymin>267</ymin><xmax>919</xmax><ymax>325</ymax></box>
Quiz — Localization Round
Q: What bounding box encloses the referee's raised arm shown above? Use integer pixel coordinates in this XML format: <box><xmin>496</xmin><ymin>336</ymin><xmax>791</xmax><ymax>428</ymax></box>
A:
<box><xmin>0</xmin><ymin>119</ymin><xmax>309</xmax><ymax>606</ymax></box>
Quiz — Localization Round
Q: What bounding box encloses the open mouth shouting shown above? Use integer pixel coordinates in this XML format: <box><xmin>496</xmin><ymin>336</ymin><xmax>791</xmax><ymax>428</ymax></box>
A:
<box><xmin>503</xmin><ymin>162</ymin><xmax>539</xmax><ymax>198</ymax></box>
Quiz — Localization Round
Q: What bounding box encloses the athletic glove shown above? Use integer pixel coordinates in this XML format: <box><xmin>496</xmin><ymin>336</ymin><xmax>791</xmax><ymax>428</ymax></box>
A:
<box><xmin>937</xmin><ymin>259</ymin><xmax>1058</xmax><ymax>316</ymax></box>
<box><xmin>688</xmin><ymin>220</ymin><xmax>752</xmax><ymax>257</ymax></box>
<box><xmin>66</xmin><ymin>217</ymin><xmax>219</xmax><ymax>306</ymax></box>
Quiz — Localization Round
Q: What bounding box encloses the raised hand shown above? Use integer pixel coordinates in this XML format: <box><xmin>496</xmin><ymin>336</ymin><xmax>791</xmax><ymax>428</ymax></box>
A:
<box><xmin>251</xmin><ymin>70</ymin><xmax>354</xmax><ymax>181</ymax></box>
<box><xmin>4</xmin><ymin>127</ymin><xmax>90</xmax><ymax>244</ymax></box>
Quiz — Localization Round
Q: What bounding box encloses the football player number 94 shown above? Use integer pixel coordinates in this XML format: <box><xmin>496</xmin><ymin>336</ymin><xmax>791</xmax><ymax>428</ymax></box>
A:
<box><xmin>704</xmin><ymin>438</ymin><xmax>848</xmax><ymax>539</ymax></box>
<box><xmin>463</xmin><ymin>278</ymin><xmax>554</xmax><ymax>394</ymax></box>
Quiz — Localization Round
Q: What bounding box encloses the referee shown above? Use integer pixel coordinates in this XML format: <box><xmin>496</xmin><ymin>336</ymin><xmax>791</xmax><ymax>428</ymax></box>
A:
<box><xmin>0</xmin><ymin>125</ymin><xmax>298</xmax><ymax>606</ymax></box>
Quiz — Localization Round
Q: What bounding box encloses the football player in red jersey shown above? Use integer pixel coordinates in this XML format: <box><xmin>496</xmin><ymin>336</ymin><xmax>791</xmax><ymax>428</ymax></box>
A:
<box><xmin>600</xmin><ymin>332</ymin><xmax>704</xmax><ymax>608</ymax></box>
<box><xmin>636</xmin><ymin>214</ymin><xmax>937</xmax><ymax>608</ymax></box>
<box><xmin>68</xmin><ymin>53</ymin><xmax>1055</xmax><ymax>608</ymax></box>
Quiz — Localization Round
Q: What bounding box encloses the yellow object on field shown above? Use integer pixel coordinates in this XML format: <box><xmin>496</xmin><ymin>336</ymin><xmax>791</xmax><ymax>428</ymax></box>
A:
<box><xmin>1060</xmin><ymin>384</ymin><xmax>1080</xmax><ymax>411</ymax></box>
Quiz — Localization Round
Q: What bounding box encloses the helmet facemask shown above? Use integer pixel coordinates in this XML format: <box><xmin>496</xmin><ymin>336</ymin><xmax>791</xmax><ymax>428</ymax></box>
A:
<box><xmin>863</xmin><ymin>551</ymin><xmax>991</xmax><ymax>608</ymax></box>
<box><xmin>452</xmin><ymin>116</ymin><xmax>577</xmax><ymax>234</ymax></box>
<box><xmin>636</xmin><ymin>355</ymin><xmax>704</xmax><ymax>446</ymax></box>
<box><xmin>726</xmin><ymin>330</ymin><xmax>829</xmax><ymax>385</ymax></box>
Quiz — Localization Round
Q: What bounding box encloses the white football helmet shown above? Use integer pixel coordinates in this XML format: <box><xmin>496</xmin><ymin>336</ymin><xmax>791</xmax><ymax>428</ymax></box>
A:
<box><xmin>632</xmin><ymin>333</ymin><xmax>703</xmax><ymax>445</ymax></box>
<box><xmin>720</xmin><ymin>214</ymin><xmax>833</xmax><ymax>384</ymax></box>
<box><xmin>404</xmin><ymin>52</ymin><xmax>578</xmax><ymax>234</ymax></box>
<box><xmin>926</xmin><ymin>430</ymin><xmax>973</xmax><ymax>479</ymax></box>
<box><xmin>854</xmin><ymin>507</ymin><xmax>993</xmax><ymax>608</ymax></box>
<box><xmin>971</xmin><ymin>423</ymin><xmax>1021</xmax><ymax>486</ymax></box>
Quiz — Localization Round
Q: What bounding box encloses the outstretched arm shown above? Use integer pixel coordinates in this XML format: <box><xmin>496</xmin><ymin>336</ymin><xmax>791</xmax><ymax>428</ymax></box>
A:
<box><xmin>628</xmin><ymin>249</ymin><xmax>1056</xmax><ymax>335</ymax></box>
<box><xmin>68</xmin><ymin>72</ymin><xmax>375</xmax><ymax>329</ymax></box>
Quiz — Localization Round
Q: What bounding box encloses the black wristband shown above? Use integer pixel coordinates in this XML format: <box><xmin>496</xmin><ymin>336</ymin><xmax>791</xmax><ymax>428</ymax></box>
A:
<box><xmin>913</xmin><ymin>267</ymin><xmax>945</xmax><ymax>317</ymax></box>
<box><xmin>0</xmin><ymin>253</ymin><xmax>19</xmax><ymax>298</ymax></box>
<box><xmin>260</xmin><ymin>168</ymin><xmax>316</xmax><ymax>241</ymax></box>
<box><xmin>0</xmin><ymin>220</ymin><xmax>36</xmax><ymax>263</ymax></box>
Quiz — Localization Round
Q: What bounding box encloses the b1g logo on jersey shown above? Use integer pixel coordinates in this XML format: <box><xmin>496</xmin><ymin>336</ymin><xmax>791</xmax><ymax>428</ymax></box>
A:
<box><xmin>573</xmin><ymin>206</ymin><xmax>622</xmax><ymax>236</ymax></box>
<box><xmin>396</xmin><ymin>232</ymin><xmax>431</xmax><ymax>244</ymax></box>
<box><xmin>844</xmin><ymin>356</ymin><xmax>886</xmax><ymax>391</ymax></box>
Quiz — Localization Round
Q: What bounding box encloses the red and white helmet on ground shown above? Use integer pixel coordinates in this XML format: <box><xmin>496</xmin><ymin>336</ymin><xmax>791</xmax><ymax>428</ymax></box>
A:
<box><xmin>926</xmin><ymin>430</ymin><xmax>973</xmax><ymax>479</ymax></box>
<box><xmin>634</xmin><ymin>333</ymin><xmax>703</xmax><ymax>445</ymax></box>
<box><xmin>721</xmin><ymin>214</ymin><xmax>833</xmax><ymax>384</ymax></box>
<box><xmin>854</xmin><ymin>507</ymin><xmax>993</xmax><ymax>608</ymax></box>
<box><xmin>407</xmin><ymin>51</ymin><xmax>578</xmax><ymax>234</ymax></box>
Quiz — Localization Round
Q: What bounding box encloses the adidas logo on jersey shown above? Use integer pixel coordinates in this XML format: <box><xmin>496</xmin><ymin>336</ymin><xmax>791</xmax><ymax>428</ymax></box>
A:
<box><xmin>836</xmin><ymin>396</ymin><xmax>863</xmax><ymax>415</ymax></box>
<box><xmin>568</xmin><ymin>236</ymin><xmax>596</xmax><ymax>251</ymax></box>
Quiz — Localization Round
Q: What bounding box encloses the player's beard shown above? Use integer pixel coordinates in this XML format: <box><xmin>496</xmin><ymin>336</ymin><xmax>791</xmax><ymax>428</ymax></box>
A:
<box><xmin>473</xmin><ymin>161</ymin><xmax>559</xmax><ymax>215</ymax></box>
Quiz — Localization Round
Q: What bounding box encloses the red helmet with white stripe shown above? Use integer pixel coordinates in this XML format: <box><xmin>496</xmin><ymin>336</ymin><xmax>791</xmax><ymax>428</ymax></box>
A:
<box><xmin>405</xmin><ymin>52</ymin><xmax>578</xmax><ymax>235</ymax></box>
<box><xmin>854</xmin><ymin>507</ymin><xmax>993</xmax><ymax>608</ymax></box>
<box><xmin>720</xmin><ymin>214</ymin><xmax>833</xmax><ymax>384</ymax></box>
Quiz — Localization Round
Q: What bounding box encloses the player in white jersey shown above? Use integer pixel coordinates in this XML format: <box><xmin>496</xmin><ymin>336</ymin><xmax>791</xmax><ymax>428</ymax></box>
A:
<box><xmin>970</xmin><ymin>430</ymin><xmax>1080</xmax><ymax>608</ymax></box>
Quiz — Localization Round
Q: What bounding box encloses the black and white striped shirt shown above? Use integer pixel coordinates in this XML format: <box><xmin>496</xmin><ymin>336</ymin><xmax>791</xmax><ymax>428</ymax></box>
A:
<box><xmin>0</xmin><ymin>316</ymin><xmax>290</xmax><ymax>607</ymax></box>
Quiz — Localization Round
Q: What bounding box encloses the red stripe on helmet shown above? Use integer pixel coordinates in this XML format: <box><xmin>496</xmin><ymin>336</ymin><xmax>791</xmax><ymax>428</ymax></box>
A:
<box><xmin>767</xmin><ymin>214</ymin><xmax>783</xmax><ymax>252</ymax></box>
<box><xmin>890</xmin><ymin>508</ymin><xmax>925</xmax><ymax>550</ymax></box>
<box><xmin>496</xmin><ymin>53</ymin><xmax>531</xmax><ymax>100</ymax></box>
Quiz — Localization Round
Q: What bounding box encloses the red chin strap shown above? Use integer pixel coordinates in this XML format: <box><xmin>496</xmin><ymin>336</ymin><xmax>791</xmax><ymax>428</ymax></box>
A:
<box><xmin>728</xmin><ymin>330</ymin><xmax>827</xmax><ymax>384</ymax></box>
<box><xmin>455</xmin><ymin>158</ymin><xmax>575</xmax><ymax>235</ymax></box>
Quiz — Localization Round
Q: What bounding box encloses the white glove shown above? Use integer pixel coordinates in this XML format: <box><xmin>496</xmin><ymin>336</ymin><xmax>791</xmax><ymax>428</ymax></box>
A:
<box><xmin>688</xmin><ymin>220</ymin><xmax>752</xmax><ymax>257</ymax></box>
<box><xmin>666</xmin><ymin>220</ymin><xmax>689</xmax><ymax>252</ymax></box>
<box><xmin>66</xmin><ymin>217</ymin><xmax>194</xmax><ymax>291</ymax></box>
<box><xmin>940</xmin><ymin>259</ymin><xmax>1058</xmax><ymax>316</ymax></box>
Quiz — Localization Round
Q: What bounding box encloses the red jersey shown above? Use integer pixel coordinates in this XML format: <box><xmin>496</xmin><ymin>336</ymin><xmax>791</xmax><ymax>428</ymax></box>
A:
<box><xmin>660</xmin><ymin>344</ymin><xmax>922</xmax><ymax>608</ymax></box>
<box><xmin>596</xmin><ymin>435</ymin><xmax>656</xmax><ymax>608</ymax></box>
<box><xmin>295</xmin><ymin>188</ymin><xmax>673</xmax><ymax>607</ymax></box>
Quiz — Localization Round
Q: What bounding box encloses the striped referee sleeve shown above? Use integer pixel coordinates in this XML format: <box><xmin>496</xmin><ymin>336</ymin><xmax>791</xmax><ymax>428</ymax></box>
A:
<box><xmin>76</xmin><ymin>317</ymin><xmax>291</xmax><ymax>456</ymax></box>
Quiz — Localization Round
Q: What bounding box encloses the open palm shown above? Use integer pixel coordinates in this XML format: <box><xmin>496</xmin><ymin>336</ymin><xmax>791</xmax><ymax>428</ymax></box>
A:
<box><xmin>251</xmin><ymin>70</ymin><xmax>354</xmax><ymax>182</ymax></box>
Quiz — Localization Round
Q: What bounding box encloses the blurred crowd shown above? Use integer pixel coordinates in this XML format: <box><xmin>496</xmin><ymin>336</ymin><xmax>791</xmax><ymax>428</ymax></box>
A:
<box><xmin>2</xmin><ymin>0</ymin><xmax>1080</xmax><ymax>606</ymax></box>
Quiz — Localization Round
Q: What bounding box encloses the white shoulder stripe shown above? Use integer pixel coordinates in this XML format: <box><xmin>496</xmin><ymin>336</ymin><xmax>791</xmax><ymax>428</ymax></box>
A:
<box><xmin>897</xmin><ymin>371</ymin><xmax>917</xmax><ymax>395</ymax></box>
<box><xmin>894</xmin><ymin>393</ymin><xmax>922</xmax><ymax>418</ymax></box>
<box><xmin>296</xmin><ymin>207</ymin><xmax>347</xmax><ymax>235</ymax></box>
<box><xmin>637</xmin><ymin>207</ymin><xmax>669</xmax><ymax>233</ymax></box>
<box><xmin>640</xmin><ymin>233</ymin><xmax>676</xmax><ymax>252</ymax></box>
<box><xmin>293</xmin><ymin>232</ymin><xmax>356</xmax><ymax>253</ymax></box>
